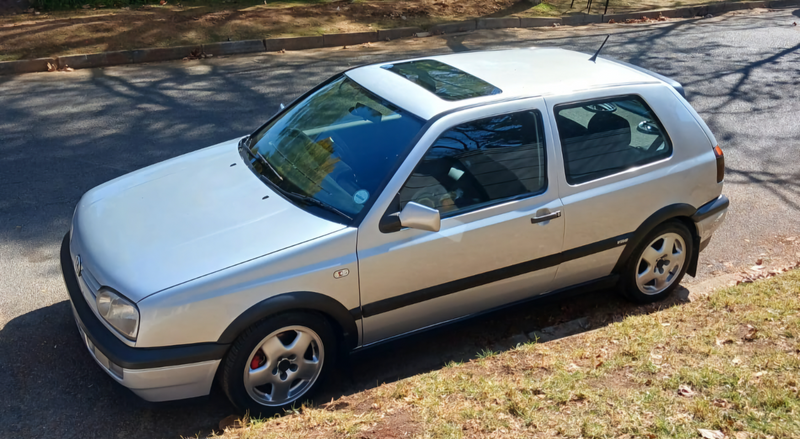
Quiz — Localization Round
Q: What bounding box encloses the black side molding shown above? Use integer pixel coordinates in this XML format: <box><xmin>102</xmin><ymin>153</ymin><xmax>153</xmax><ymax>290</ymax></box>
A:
<box><xmin>600</xmin><ymin>55</ymin><xmax>686</xmax><ymax>98</ymax></box>
<box><xmin>361</xmin><ymin>233</ymin><xmax>632</xmax><ymax>318</ymax></box>
<box><xmin>692</xmin><ymin>195</ymin><xmax>729</xmax><ymax>223</ymax></box>
<box><xmin>217</xmin><ymin>291</ymin><xmax>359</xmax><ymax>351</ymax></box>
<box><xmin>60</xmin><ymin>233</ymin><xmax>230</xmax><ymax>370</ymax></box>
<box><xmin>355</xmin><ymin>275</ymin><xmax>619</xmax><ymax>351</ymax></box>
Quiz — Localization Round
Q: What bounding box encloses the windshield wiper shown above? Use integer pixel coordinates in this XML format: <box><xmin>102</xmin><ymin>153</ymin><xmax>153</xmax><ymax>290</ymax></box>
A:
<box><xmin>280</xmin><ymin>190</ymin><xmax>353</xmax><ymax>222</ymax></box>
<box><xmin>238</xmin><ymin>137</ymin><xmax>352</xmax><ymax>222</ymax></box>
<box><xmin>239</xmin><ymin>138</ymin><xmax>283</xmax><ymax>181</ymax></box>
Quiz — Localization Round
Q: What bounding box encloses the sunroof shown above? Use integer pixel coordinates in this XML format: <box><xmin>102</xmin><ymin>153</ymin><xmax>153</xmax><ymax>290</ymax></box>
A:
<box><xmin>381</xmin><ymin>60</ymin><xmax>502</xmax><ymax>101</ymax></box>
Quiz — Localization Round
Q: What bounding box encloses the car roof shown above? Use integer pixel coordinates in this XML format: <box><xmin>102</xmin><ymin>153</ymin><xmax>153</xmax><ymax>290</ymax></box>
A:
<box><xmin>345</xmin><ymin>47</ymin><xmax>662</xmax><ymax>120</ymax></box>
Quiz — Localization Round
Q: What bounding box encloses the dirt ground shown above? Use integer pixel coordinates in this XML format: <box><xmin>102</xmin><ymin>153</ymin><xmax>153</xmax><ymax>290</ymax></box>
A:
<box><xmin>0</xmin><ymin>0</ymin><xmax>729</xmax><ymax>61</ymax></box>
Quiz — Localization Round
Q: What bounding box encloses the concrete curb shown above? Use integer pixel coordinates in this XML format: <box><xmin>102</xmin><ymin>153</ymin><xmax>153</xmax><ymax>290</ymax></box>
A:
<box><xmin>477</xmin><ymin>17</ymin><xmax>521</xmax><ymax>30</ymax></box>
<box><xmin>323</xmin><ymin>31</ymin><xmax>377</xmax><ymax>47</ymax></box>
<box><xmin>2</xmin><ymin>0</ymin><xmax>798</xmax><ymax>75</ymax></box>
<box><xmin>0</xmin><ymin>57</ymin><xmax>56</xmax><ymax>75</ymax></box>
<box><xmin>378</xmin><ymin>26</ymin><xmax>423</xmax><ymax>41</ymax></box>
<box><xmin>203</xmin><ymin>40</ymin><xmax>266</xmax><ymax>57</ymax></box>
<box><xmin>265</xmin><ymin>36</ymin><xmax>323</xmax><ymax>52</ymax></box>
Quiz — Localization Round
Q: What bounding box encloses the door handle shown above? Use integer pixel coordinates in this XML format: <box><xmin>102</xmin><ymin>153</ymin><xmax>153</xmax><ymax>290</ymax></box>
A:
<box><xmin>530</xmin><ymin>210</ymin><xmax>562</xmax><ymax>224</ymax></box>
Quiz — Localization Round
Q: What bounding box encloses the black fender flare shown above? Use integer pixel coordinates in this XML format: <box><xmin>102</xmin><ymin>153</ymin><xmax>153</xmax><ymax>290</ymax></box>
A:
<box><xmin>217</xmin><ymin>292</ymin><xmax>359</xmax><ymax>351</ymax></box>
<box><xmin>612</xmin><ymin>203</ymin><xmax>700</xmax><ymax>277</ymax></box>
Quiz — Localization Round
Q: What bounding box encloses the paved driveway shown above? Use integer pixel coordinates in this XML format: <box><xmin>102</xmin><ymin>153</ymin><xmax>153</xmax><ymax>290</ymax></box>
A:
<box><xmin>1</xmin><ymin>8</ymin><xmax>799</xmax><ymax>438</ymax></box>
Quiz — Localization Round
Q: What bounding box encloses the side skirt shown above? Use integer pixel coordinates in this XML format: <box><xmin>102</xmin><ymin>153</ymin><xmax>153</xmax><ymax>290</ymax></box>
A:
<box><xmin>351</xmin><ymin>275</ymin><xmax>619</xmax><ymax>352</ymax></box>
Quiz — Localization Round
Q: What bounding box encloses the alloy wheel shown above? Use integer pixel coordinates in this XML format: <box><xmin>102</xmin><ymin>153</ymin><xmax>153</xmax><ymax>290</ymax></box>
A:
<box><xmin>635</xmin><ymin>232</ymin><xmax>686</xmax><ymax>295</ymax></box>
<box><xmin>243</xmin><ymin>325</ymin><xmax>324</xmax><ymax>407</ymax></box>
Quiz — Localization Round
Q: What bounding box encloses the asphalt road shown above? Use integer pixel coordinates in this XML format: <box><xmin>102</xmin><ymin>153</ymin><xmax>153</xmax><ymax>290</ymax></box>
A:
<box><xmin>1</xmin><ymin>8</ymin><xmax>799</xmax><ymax>438</ymax></box>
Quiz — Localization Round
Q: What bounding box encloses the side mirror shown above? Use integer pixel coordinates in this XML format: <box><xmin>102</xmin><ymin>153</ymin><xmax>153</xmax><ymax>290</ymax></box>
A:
<box><xmin>379</xmin><ymin>202</ymin><xmax>441</xmax><ymax>233</ymax></box>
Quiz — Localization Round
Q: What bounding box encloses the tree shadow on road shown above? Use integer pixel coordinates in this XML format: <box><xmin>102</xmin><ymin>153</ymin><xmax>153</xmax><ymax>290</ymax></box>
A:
<box><xmin>1</xmin><ymin>9</ymin><xmax>799</xmax><ymax>438</ymax></box>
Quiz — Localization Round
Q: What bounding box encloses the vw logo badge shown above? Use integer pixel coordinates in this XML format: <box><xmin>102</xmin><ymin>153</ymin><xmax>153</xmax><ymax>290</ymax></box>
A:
<box><xmin>75</xmin><ymin>255</ymin><xmax>82</xmax><ymax>277</ymax></box>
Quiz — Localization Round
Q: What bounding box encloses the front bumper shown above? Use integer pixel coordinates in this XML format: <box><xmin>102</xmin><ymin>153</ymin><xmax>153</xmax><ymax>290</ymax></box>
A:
<box><xmin>692</xmin><ymin>194</ymin><xmax>729</xmax><ymax>251</ymax></box>
<box><xmin>60</xmin><ymin>232</ymin><xmax>226</xmax><ymax>402</ymax></box>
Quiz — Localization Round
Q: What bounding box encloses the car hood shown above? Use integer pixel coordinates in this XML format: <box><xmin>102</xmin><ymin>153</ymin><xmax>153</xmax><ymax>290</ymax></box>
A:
<box><xmin>69</xmin><ymin>138</ymin><xmax>346</xmax><ymax>302</ymax></box>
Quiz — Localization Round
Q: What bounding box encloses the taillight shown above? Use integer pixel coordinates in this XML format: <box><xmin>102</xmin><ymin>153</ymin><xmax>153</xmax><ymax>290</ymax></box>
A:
<box><xmin>713</xmin><ymin>145</ymin><xmax>724</xmax><ymax>183</ymax></box>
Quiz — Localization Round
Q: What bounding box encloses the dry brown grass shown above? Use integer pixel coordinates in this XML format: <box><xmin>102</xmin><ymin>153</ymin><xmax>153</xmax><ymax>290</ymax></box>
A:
<box><xmin>0</xmin><ymin>0</ymin><xmax>735</xmax><ymax>61</ymax></box>
<box><xmin>215</xmin><ymin>268</ymin><xmax>800</xmax><ymax>439</ymax></box>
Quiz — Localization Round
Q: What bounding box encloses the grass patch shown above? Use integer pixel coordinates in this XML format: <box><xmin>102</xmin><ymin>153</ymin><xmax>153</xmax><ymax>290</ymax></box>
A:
<box><xmin>216</xmin><ymin>269</ymin><xmax>800</xmax><ymax>438</ymax></box>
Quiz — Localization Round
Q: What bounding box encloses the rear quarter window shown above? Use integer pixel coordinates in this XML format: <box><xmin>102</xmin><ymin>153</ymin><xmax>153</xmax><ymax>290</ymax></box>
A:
<box><xmin>555</xmin><ymin>95</ymin><xmax>672</xmax><ymax>185</ymax></box>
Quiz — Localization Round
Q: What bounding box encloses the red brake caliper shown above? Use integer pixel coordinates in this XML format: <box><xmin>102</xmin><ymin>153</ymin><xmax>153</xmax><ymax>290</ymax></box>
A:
<box><xmin>250</xmin><ymin>351</ymin><xmax>264</xmax><ymax>369</ymax></box>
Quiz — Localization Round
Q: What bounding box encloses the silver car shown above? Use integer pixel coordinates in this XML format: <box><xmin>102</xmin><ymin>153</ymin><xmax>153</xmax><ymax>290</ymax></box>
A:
<box><xmin>61</xmin><ymin>47</ymin><xmax>728</xmax><ymax>415</ymax></box>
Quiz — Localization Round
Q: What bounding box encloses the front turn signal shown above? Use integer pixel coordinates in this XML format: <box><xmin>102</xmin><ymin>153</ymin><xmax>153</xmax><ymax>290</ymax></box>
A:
<box><xmin>713</xmin><ymin>145</ymin><xmax>724</xmax><ymax>183</ymax></box>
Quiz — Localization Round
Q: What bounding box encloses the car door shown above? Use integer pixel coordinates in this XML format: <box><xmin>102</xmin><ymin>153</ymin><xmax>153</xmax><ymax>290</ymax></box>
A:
<box><xmin>355</xmin><ymin>98</ymin><xmax>564</xmax><ymax>345</ymax></box>
<box><xmin>545</xmin><ymin>85</ymin><xmax>707</xmax><ymax>290</ymax></box>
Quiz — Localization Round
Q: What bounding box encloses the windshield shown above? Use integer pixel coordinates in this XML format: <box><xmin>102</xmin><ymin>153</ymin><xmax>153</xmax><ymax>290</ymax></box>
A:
<box><xmin>246</xmin><ymin>75</ymin><xmax>425</xmax><ymax>221</ymax></box>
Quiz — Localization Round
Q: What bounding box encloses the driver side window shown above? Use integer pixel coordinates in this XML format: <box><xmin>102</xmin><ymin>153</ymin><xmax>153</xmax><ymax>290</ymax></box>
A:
<box><xmin>398</xmin><ymin>110</ymin><xmax>547</xmax><ymax>217</ymax></box>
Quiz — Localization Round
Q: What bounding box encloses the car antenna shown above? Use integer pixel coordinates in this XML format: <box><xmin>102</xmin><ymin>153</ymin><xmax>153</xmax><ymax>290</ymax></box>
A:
<box><xmin>588</xmin><ymin>35</ymin><xmax>610</xmax><ymax>63</ymax></box>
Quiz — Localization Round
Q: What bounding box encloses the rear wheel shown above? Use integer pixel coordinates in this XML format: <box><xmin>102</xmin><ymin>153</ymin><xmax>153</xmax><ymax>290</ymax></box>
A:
<box><xmin>221</xmin><ymin>312</ymin><xmax>336</xmax><ymax>417</ymax></box>
<box><xmin>621</xmin><ymin>221</ymin><xmax>692</xmax><ymax>303</ymax></box>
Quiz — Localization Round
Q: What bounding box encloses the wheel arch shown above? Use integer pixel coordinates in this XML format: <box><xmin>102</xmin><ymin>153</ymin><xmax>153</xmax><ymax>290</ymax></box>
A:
<box><xmin>217</xmin><ymin>292</ymin><xmax>359</xmax><ymax>351</ymax></box>
<box><xmin>612</xmin><ymin>203</ymin><xmax>700</xmax><ymax>277</ymax></box>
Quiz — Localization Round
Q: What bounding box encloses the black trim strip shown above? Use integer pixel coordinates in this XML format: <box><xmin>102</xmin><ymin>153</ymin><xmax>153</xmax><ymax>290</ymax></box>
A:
<box><xmin>692</xmin><ymin>195</ymin><xmax>729</xmax><ymax>223</ymax></box>
<box><xmin>61</xmin><ymin>233</ymin><xmax>230</xmax><ymax>370</ymax></box>
<box><xmin>354</xmin><ymin>275</ymin><xmax>619</xmax><ymax>351</ymax></box>
<box><xmin>360</xmin><ymin>233</ymin><xmax>632</xmax><ymax>318</ymax></box>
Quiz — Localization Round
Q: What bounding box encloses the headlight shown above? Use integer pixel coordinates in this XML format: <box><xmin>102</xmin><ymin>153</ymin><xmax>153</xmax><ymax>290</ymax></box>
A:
<box><xmin>96</xmin><ymin>289</ymin><xmax>139</xmax><ymax>340</ymax></box>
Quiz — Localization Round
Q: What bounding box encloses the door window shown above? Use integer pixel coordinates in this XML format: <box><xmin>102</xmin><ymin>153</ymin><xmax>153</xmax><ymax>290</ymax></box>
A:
<box><xmin>555</xmin><ymin>95</ymin><xmax>671</xmax><ymax>185</ymax></box>
<box><xmin>398</xmin><ymin>110</ymin><xmax>547</xmax><ymax>217</ymax></box>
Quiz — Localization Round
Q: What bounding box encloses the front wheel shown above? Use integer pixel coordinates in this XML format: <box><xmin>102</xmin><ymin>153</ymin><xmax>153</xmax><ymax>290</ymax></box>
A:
<box><xmin>221</xmin><ymin>312</ymin><xmax>336</xmax><ymax>417</ymax></box>
<box><xmin>620</xmin><ymin>221</ymin><xmax>693</xmax><ymax>303</ymax></box>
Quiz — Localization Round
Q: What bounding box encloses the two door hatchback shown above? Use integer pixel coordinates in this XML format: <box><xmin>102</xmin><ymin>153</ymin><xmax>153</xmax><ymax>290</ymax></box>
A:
<box><xmin>62</xmin><ymin>48</ymin><xmax>728</xmax><ymax>415</ymax></box>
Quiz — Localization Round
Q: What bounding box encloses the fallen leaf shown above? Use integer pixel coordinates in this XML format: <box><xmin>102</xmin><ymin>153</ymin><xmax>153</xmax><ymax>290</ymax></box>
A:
<box><xmin>698</xmin><ymin>429</ymin><xmax>725</xmax><ymax>439</ymax></box>
<box><xmin>755</xmin><ymin>258</ymin><xmax>763</xmax><ymax>265</ymax></box>
<box><xmin>608</xmin><ymin>19</ymin><xmax>616</xmax><ymax>23</ymax></box>
<box><xmin>750</xmin><ymin>265</ymin><xmax>764</xmax><ymax>271</ymax></box>
<box><xmin>753</xmin><ymin>371</ymin><xmax>767</xmax><ymax>377</ymax></box>
<box><xmin>159</xmin><ymin>0</ymin><xmax>167</xmax><ymax>4</ymax></box>
<box><xmin>712</xmin><ymin>398</ymin><xmax>729</xmax><ymax>408</ymax></box>
<box><xmin>744</xmin><ymin>325</ymin><xmax>758</xmax><ymax>341</ymax></box>
<box><xmin>678</xmin><ymin>384</ymin><xmax>696</xmax><ymax>397</ymax></box>
<box><xmin>732</xmin><ymin>357</ymin><xmax>741</xmax><ymax>365</ymax></box>
<box><xmin>716</xmin><ymin>337</ymin><xmax>734</xmax><ymax>346</ymax></box>
<box><xmin>566</xmin><ymin>363</ymin><xmax>580</xmax><ymax>372</ymax></box>
<box><xmin>650</xmin><ymin>353</ymin><xmax>663</xmax><ymax>360</ymax></box>
<box><xmin>47</xmin><ymin>62</ymin><xmax>57</xmax><ymax>72</ymax></box>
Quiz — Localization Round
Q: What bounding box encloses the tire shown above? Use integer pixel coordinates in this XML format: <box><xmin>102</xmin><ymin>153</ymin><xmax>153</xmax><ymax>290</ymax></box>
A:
<box><xmin>620</xmin><ymin>221</ymin><xmax>693</xmax><ymax>303</ymax></box>
<box><xmin>221</xmin><ymin>311</ymin><xmax>337</xmax><ymax>417</ymax></box>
